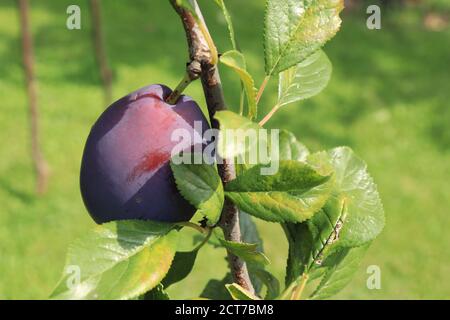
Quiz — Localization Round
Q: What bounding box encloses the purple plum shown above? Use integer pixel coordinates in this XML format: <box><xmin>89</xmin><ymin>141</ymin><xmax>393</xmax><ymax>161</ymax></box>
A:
<box><xmin>80</xmin><ymin>84</ymin><xmax>210</xmax><ymax>224</ymax></box>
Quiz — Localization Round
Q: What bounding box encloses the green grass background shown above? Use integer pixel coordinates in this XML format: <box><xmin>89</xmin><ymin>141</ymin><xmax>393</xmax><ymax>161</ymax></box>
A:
<box><xmin>0</xmin><ymin>0</ymin><xmax>449</xmax><ymax>299</ymax></box>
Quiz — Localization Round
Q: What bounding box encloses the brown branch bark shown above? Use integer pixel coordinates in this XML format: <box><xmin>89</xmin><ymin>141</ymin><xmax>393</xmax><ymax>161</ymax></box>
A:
<box><xmin>90</xmin><ymin>0</ymin><xmax>113</xmax><ymax>104</ymax></box>
<box><xmin>18</xmin><ymin>0</ymin><xmax>49</xmax><ymax>195</ymax></box>
<box><xmin>170</xmin><ymin>0</ymin><xmax>255</xmax><ymax>294</ymax></box>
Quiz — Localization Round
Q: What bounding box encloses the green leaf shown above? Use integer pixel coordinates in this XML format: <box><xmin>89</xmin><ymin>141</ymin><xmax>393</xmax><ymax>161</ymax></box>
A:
<box><xmin>170</xmin><ymin>158</ymin><xmax>224</xmax><ymax>226</ymax></box>
<box><xmin>264</xmin><ymin>0</ymin><xmax>344</xmax><ymax>75</ymax></box>
<box><xmin>201</xmin><ymin>274</ymin><xmax>233</xmax><ymax>300</ymax></box>
<box><xmin>236</xmin><ymin>129</ymin><xmax>309</xmax><ymax>174</ymax></box>
<box><xmin>278</xmin><ymin>50</ymin><xmax>332</xmax><ymax>107</ymax></box>
<box><xmin>310</xmin><ymin>243</ymin><xmax>370</xmax><ymax>300</ymax></box>
<box><xmin>214</xmin><ymin>0</ymin><xmax>237</xmax><ymax>50</ymax></box>
<box><xmin>162</xmin><ymin>250</ymin><xmax>198</xmax><ymax>288</ymax></box>
<box><xmin>220</xmin><ymin>51</ymin><xmax>257</xmax><ymax>120</ymax></box>
<box><xmin>225</xmin><ymin>159</ymin><xmax>333</xmax><ymax>223</ymax></box>
<box><xmin>215</xmin><ymin>110</ymin><xmax>264</xmax><ymax>159</ymax></box>
<box><xmin>283</xmin><ymin>147</ymin><xmax>384</xmax><ymax>295</ymax></box>
<box><xmin>240</xmin><ymin>212</ymin><xmax>264</xmax><ymax>251</ymax></box>
<box><xmin>283</xmin><ymin>222</ymin><xmax>312</xmax><ymax>286</ymax></box>
<box><xmin>218</xmin><ymin>238</ymin><xmax>270</xmax><ymax>267</ymax></box>
<box><xmin>284</xmin><ymin>147</ymin><xmax>384</xmax><ymax>285</ymax></box>
<box><xmin>239</xmin><ymin>212</ymin><xmax>266</xmax><ymax>294</ymax></box>
<box><xmin>226</xmin><ymin>283</ymin><xmax>260</xmax><ymax>300</ymax></box>
<box><xmin>141</xmin><ymin>283</ymin><xmax>170</xmax><ymax>300</ymax></box>
<box><xmin>327</xmin><ymin>147</ymin><xmax>385</xmax><ymax>247</ymax></box>
<box><xmin>50</xmin><ymin>221</ymin><xmax>177</xmax><ymax>300</ymax></box>
<box><xmin>214</xmin><ymin>0</ymin><xmax>246</xmax><ymax>117</ymax></box>
<box><xmin>283</xmin><ymin>194</ymin><xmax>345</xmax><ymax>285</ymax></box>
<box><xmin>252</xmin><ymin>268</ymin><xmax>280</xmax><ymax>300</ymax></box>
<box><xmin>214</xmin><ymin>0</ymin><xmax>247</xmax><ymax>117</ymax></box>
<box><xmin>277</xmin><ymin>130</ymin><xmax>310</xmax><ymax>162</ymax></box>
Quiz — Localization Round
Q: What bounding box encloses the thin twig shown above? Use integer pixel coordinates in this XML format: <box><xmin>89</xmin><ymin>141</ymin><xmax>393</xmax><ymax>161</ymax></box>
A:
<box><xmin>170</xmin><ymin>0</ymin><xmax>255</xmax><ymax>294</ymax></box>
<box><xmin>90</xmin><ymin>0</ymin><xmax>113</xmax><ymax>104</ymax></box>
<box><xmin>18</xmin><ymin>0</ymin><xmax>49</xmax><ymax>195</ymax></box>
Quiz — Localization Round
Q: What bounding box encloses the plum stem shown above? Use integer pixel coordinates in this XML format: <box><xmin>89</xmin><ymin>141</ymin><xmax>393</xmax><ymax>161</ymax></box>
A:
<box><xmin>166</xmin><ymin>61</ymin><xmax>202</xmax><ymax>104</ymax></box>
<box><xmin>166</xmin><ymin>72</ymin><xmax>193</xmax><ymax>104</ymax></box>
<box><xmin>170</xmin><ymin>0</ymin><xmax>255</xmax><ymax>294</ymax></box>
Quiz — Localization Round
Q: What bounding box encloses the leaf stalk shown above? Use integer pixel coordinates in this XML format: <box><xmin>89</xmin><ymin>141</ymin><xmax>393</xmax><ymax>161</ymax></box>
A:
<box><xmin>176</xmin><ymin>221</ymin><xmax>207</xmax><ymax>234</ymax></box>
<box><xmin>256</xmin><ymin>75</ymin><xmax>270</xmax><ymax>104</ymax></box>
<box><xmin>259</xmin><ymin>103</ymin><xmax>280</xmax><ymax>126</ymax></box>
<box><xmin>291</xmin><ymin>273</ymin><xmax>309</xmax><ymax>300</ymax></box>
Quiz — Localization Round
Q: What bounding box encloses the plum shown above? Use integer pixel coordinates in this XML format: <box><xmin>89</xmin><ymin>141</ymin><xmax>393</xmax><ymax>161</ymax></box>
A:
<box><xmin>80</xmin><ymin>84</ymin><xmax>210</xmax><ymax>224</ymax></box>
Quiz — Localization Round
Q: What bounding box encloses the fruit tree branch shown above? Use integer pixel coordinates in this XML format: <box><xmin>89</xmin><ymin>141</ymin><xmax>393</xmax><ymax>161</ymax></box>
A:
<box><xmin>18</xmin><ymin>0</ymin><xmax>49</xmax><ymax>195</ymax></box>
<box><xmin>90</xmin><ymin>0</ymin><xmax>113</xmax><ymax>104</ymax></box>
<box><xmin>169</xmin><ymin>0</ymin><xmax>255</xmax><ymax>294</ymax></box>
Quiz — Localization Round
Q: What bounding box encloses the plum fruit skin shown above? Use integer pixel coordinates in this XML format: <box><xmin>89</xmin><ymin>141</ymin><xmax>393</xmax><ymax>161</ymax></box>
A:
<box><xmin>80</xmin><ymin>84</ymin><xmax>210</xmax><ymax>224</ymax></box>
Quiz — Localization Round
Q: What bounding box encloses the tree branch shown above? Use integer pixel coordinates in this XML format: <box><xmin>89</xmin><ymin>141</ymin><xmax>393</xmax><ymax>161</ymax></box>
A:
<box><xmin>169</xmin><ymin>0</ymin><xmax>255</xmax><ymax>294</ymax></box>
<box><xmin>19</xmin><ymin>0</ymin><xmax>49</xmax><ymax>195</ymax></box>
<box><xmin>90</xmin><ymin>0</ymin><xmax>113</xmax><ymax>104</ymax></box>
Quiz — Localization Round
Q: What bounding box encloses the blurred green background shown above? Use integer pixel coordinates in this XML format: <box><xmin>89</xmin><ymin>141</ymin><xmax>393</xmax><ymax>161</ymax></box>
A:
<box><xmin>1</xmin><ymin>0</ymin><xmax>449</xmax><ymax>299</ymax></box>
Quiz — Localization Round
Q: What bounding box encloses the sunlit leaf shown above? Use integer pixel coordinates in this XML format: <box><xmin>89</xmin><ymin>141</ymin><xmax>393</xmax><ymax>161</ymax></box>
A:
<box><xmin>214</xmin><ymin>110</ymin><xmax>264</xmax><ymax>160</ymax></box>
<box><xmin>278</xmin><ymin>50</ymin><xmax>332</xmax><ymax>107</ymax></box>
<box><xmin>277</xmin><ymin>130</ymin><xmax>310</xmax><ymax>162</ymax></box>
<box><xmin>264</xmin><ymin>0</ymin><xmax>344</xmax><ymax>75</ymax></box>
<box><xmin>310</xmin><ymin>243</ymin><xmax>370</xmax><ymax>300</ymax></box>
<box><xmin>225</xmin><ymin>157</ymin><xmax>333</xmax><ymax>223</ymax></box>
<box><xmin>226</xmin><ymin>283</ymin><xmax>260</xmax><ymax>300</ymax></box>
<box><xmin>50</xmin><ymin>221</ymin><xmax>177</xmax><ymax>300</ymax></box>
<box><xmin>220</xmin><ymin>51</ymin><xmax>257</xmax><ymax>120</ymax></box>
<box><xmin>171</xmin><ymin>157</ymin><xmax>224</xmax><ymax>226</ymax></box>
<box><xmin>214</xmin><ymin>0</ymin><xmax>237</xmax><ymax>49</ymax></box>
<box><xmin>327</xmin><ymin>147</ymin><xmax>385</xmax><ymax>247</ymax></box>
<box><xmin>283</xmin><ymin>147</ymin><xmax>384</xmax><ymax>298</ymax></box>
<box><xmin>284</xmin><ymin>195</ymin><xmax>345</xmax><ymax>285</ymax></box>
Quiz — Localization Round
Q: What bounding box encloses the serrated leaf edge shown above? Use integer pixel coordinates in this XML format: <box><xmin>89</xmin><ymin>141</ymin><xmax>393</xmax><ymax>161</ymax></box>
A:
<box><xmin>51</xmin><ymin>228</ymin><xmax>178</xmax><ymax>300</ymax></box>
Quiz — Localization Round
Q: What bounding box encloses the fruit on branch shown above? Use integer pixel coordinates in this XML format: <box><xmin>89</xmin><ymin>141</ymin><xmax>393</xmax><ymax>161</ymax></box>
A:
<box><xmin>80</xmin><ymin>84</ymin><xmax>209</xmax><ymax>224</ymax></box>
